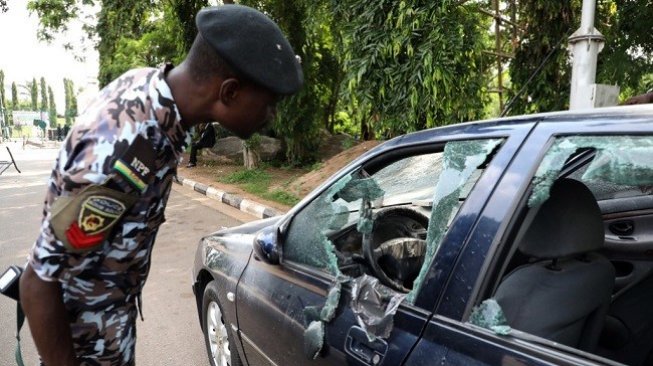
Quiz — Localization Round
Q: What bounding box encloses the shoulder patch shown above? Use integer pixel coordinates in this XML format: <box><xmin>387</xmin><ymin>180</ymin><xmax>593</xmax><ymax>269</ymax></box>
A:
<box><xmin>113</xmin><ymin>134</ymin><xmax>157</xmax><ymax>193</ymax></box>
<box><xmin>50</xmin><ymin>185</ymin><xmax>138</xmax><ymax>253</ymax></box>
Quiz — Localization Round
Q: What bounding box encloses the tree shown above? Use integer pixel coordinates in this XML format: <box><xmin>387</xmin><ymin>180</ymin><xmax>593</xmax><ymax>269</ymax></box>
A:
<box><xmin>506</xmin><ymin>1</ymin><xmax>577</xmax><ymax>115</ymax></box>
<box><xmin>29</xmin><ymin>77</ymin><xmax>38</xmax><ymax>111</ymax></box>
<box><xmin>507</xmin><ymin>0</ymin><xmax>653</xmax><ymax>114</ymax></box>
<box><xmin>11</xmin><ymin>82</ymin><xmax>17</xmax><ymax>110</ymax></box>
<box><xmin>40</xmin><ymin>77</ymin><xmax>48</xmax><ymax>112</ymax></box>
<box><xmin>64</xmin><ymin>78</ymin><xmax>78</xmax><ymax>126</ymax></box>
<box><xmin>0</xmin><ymin>70</ymin><xmax>9</xmax><ymax>127</ymax></box>
<box><xmin>238</xmin><ymin>0</ymin><xmax>344</xmax><ymax>164</ymax></box>
<box><xmin>48</xmin><ymin>86</ymin><xmax>57</xmax><ymax>128</ymax></box>
<box><xmin>596</xmin><ymin>0</ymin><xmax>653</xmax><ymax>98</ymax></box>
<box><xmin>333</xmin><ymin>1</ymin><xmax>490</xmax><ymax>137</ymax></box>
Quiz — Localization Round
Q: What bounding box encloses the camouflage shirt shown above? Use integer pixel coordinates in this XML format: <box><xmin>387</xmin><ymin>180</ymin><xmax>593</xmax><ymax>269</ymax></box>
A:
<box><xmin>29</xmin><ymin>65</ymin><xmax>189</xmax><ymax>364</ymax></box>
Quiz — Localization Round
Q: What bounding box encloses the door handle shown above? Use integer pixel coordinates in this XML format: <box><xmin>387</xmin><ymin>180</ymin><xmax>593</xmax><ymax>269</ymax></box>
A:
<box><xmin>345</xmin><ymin>326</ymin><xmax>388</xmax><ymax>365</ymax></box>
<box><xmin>609</xmin><ymin>220</ymin><xmax>635</xmax><ymax>237</ymax></box>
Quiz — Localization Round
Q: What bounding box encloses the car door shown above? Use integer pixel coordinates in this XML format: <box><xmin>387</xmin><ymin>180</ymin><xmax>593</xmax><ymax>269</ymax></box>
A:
<box><xmin>234</xmin><ymin>122</ymin><xmax>534</xmax><ymax>366</ymax></box>
<box><xmin>406</xmin><ymin>113</ymin><xmax>653</xmax><ymax>365</ymax></box>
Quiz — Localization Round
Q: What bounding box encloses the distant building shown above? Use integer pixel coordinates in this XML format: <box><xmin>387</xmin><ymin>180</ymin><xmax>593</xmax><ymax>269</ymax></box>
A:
<box><xmin>12</xmin><ymin>110</ymin><xmax>47</xmax><ymax>126</ymax></box>
<box><xmin>11</xmin><ymin>110</ymin><xmax>48</xmax><ymax>138</ymax></box>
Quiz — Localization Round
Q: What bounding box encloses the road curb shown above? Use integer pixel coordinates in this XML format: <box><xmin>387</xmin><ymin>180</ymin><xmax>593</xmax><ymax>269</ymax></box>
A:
<box><xmin>173</xmin><ymin>175</ymin><xmax>282</xmax><ymax>219</ymax></box>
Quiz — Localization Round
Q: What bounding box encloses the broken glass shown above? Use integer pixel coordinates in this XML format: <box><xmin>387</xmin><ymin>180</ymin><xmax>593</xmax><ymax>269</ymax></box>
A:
<box><xmin>350</xmin><ymin>274</ymin><xmax>407</xmax><ymax>341</ymax></box>
<box><xmin>468</xmin><ymin>298</ymin><xmax>512</xmax><ymax>335</ymax></box>
<box><xmin>407</xmin><ymin>139</ymin><xmax>503</xmax><ymax>303</ymax></box>
<box><xmin>285</xmin><ymin>138</ymin><xmax>503</xmax><ymax>342</ymax></box>
<box><xmin>529</xmin><ymin>136</ymin><xmax>653</xmax><ymax>207</ymax></box>
<box><xmin>303</xmin><ymin>320</ymin><xmax>325</xmax><ymax>360</ymax></box>
<box><xmin>284</xmin><ymin>175</ymin><xmax>357</xmax><ymax>275</ymax></box>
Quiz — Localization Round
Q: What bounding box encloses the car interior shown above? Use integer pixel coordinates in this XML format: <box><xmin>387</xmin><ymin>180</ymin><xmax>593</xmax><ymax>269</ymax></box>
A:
<box><xmin>324</xmin><ymin>142</ymin><xmax>497</xmax><ymax>294</ymax></box>
<box><xmin>479</xmin><ymin>145</ymin><xmax>653</xmax><ymax>366</ymax></box>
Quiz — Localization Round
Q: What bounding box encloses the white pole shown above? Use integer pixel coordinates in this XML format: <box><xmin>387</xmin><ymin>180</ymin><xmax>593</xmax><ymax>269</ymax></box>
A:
<box><xmin>569</xmin><ymin>0</ymin><xmax>605</xmax><ymax>110</ymax></box>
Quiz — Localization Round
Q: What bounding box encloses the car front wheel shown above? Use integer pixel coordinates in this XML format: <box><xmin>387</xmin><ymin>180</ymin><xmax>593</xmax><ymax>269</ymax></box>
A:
<box><xmin>202</xmin><ymin>281</ymin><xmax>242</xmax><ymax>366</ymax></box>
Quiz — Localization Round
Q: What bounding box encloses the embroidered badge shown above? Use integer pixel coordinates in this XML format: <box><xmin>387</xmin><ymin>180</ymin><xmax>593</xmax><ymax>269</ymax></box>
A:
<box><xmin>65</xmin><ymin>195</ymin><xmax>126</xmax><ymax>250</ymax></box>
<box><xmin>113</xmin><ymin>134</ymin><xmax>156</xmax><ymax>193</ymax></box>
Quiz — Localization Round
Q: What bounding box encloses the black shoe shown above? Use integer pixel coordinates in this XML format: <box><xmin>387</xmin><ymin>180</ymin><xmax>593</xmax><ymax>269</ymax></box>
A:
<box><xmin>186</xmin><ymin>163</ymin><xmax>196</xmax><ymax>168</ymax></box>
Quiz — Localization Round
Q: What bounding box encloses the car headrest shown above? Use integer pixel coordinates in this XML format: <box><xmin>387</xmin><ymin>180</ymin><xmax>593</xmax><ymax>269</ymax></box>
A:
<box><xmin>518</xmin><ymin>178</ymin><xmax>604</xmax><ymax>259</ymax></box>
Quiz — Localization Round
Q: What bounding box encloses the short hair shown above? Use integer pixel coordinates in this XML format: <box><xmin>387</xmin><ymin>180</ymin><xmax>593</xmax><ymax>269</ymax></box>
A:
<box><xmin>185</xmin><ymin>33</ymin><xmax>237</xmax><ymax>83</ymax></box>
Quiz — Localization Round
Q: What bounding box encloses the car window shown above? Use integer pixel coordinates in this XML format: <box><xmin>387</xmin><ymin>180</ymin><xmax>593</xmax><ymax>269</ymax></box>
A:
<box><xmin>473</xmin><ymin>134</ymin><xmax>653</xmax><ymax>364</ymax></box>
<box><xmin>283</xmin><ymin>138</ymin><xmax>504</xmax><ymax>301</ymax></box>
<box><xmin>528</xmin><ymin>135</ymin><xmax>653</xmax><ymax>206</ymax></box>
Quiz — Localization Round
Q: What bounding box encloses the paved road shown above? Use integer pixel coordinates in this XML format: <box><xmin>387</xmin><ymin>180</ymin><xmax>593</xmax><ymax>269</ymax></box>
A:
<box><xmin>0</xmin><ymin>143</ymin><xmax>255</xmax><ymax>365</ymax></box>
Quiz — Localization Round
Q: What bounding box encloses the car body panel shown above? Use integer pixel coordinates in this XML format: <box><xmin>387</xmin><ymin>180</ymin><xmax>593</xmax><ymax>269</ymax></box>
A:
<box><xmin>192</xmin><ymin>105</ymin><xmax>653</xmax><ymax>366</ymax></box>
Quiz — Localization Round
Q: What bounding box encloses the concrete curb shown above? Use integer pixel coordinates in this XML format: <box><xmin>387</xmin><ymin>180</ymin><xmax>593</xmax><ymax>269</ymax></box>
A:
<box><xmin>173</xmin><ymin>176</ymin><xmax>282</xmax><ymax>219</ymax></box>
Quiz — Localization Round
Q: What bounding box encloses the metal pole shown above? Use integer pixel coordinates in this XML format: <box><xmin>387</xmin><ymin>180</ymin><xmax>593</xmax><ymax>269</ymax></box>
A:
<box><xmin>568</xmin><ymin>0</ymin><xmax>605</xmax><ymax>110</ymax></box>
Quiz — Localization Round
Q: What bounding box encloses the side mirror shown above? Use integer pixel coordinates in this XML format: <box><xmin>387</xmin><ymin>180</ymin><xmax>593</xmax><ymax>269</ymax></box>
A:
<box><xmin>253</xmin><ymin>226</ymin><xmax>281</xmax><ymax>265</ymax></box>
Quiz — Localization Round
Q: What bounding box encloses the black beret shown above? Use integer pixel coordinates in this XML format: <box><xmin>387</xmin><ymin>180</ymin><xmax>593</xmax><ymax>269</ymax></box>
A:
<box><xmin>196</xmin><ymin>5</ymin><xmax>304</xmax><ymax>95</ymax></box>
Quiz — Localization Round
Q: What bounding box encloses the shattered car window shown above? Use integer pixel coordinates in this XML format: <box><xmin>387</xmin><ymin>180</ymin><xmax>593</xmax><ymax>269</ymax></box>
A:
<box><xmin>284</xmin><ymin>154</ymin><xmax>444</xmax><ymax>275</ymax></box>
<box><xmin>468</xmin><ymin>298</ymin><xmax>512</xmax><ymax>335</ymax></box>
<box><xmin>407</xmin><ymin>139</ymin><xmax>503</xmax><ymax>302</ymax></box>
<box><xmin>284</xmin><ymin>138</ymin><xmax>504</xmax><ymax>335</ymax></box>
<box><xmin>529</xmin><ymin>136</ymin><xmax>653</xmax><ymax>206</ymax></box>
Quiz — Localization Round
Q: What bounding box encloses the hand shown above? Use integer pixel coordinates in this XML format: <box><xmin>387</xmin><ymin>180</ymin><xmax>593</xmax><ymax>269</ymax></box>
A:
<box><xmin>19</xmin><ymin>264</ymin><xmax>80</xmax><ymax>366</ymax></box>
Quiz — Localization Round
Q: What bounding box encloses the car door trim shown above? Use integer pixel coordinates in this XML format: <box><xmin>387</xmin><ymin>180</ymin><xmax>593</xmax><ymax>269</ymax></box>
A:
<box><xmin>430</xmin><ymin>315</ymin><xmax>622</xmax><ymax>366</ymax></box>
<box><xmin>240</xmin><ymin>330</ymin><xmax>279</xmax><ymax>366</ymax></box>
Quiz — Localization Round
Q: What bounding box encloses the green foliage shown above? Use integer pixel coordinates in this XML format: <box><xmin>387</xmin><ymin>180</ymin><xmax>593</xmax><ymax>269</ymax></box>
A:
<box><xmin>262</xmin><ymin>190</ymin><xmax>300</xmax><ymax>206</ymax></box>
<box><xmin>507</xmin><ymin>1</ymin><xmax>577</xmax><ymax>115</ymax></box>
<box><xmin>0</xmin><ymin>70</ymin><xmax>9</xmax><ymax>126</ymax></box>
<box><xmin>39</xmin><ymin>77</ymin><xmax>48</xmax><ymax>112</ymax></box>
<box><xmin>217</xmin><ymin>167</ymin><xmax>300</xmax><ymax>206</ymax></box>
<box><xmin>27</xmin><ymin>0</ymin><xmax>81</xmax><ymax>42</ymax></box>
<box><xmin>332</xmin><ymin>111</ymin><xmax>357</xmax><ymax>136</ymax></box>
<box><xmin>63</xmin><ymin>78</ymin><xmax>77</xmax><ymax>125</ymax></box>
<box><xmin>219</xmin><ymin>168</ymin><xmax>270</xmax><ymax>195</ymax></box>
<box><xmin>220</xmin><ymin>168</ymin><xmax>270</xmax><ymax>185</ymax></box>
<box><xmin>11</xmin><ymin>82</ymin><xmax>17</xmax><ymax>110</ymax></box>
<box><xmin>29</xmin><ymin>78</ymin><xmax>38</xmax><ymax>111</ymax></box>
<box><xmin>167</xmin><ymin>0</ymin><xmax>209</xmax><ymax>56</ymax></box>
<box><xmin>96</xmin><ymin>0</ymin><xmax>154</xmax><ymax>86</ymax></box>
<box><xmin>508</xmin><ymin>0</ymin><xmax>653</xmax><ymax>113</ymax></box>
<box><xmin>596</xmin><ymin>0</ymin><xmax>653</xmax><ymax>98</ymax></box>
<box><xmin>240</xmin><ymin>0</ymin><xmax>343</xmax><ymax>165</ymax></box>
<box><xmin>48</xmin><ymin>86</ymin><xmax>57</xmax><ymax>128</ymax></box>
<box><xmin>333</xmin><ymin>0</ymin><xmax>490</xmax><ymax>137</ymax></box>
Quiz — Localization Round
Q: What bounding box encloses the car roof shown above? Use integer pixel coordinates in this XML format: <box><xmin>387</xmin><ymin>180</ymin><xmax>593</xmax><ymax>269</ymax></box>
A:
<box><xmin>353</xmin><ymin>104</ymin><xmax>653</xmax><ymax>163</ymax></box>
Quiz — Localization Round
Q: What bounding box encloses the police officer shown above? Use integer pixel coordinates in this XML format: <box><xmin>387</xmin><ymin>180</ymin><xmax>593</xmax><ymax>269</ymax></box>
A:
<box><xmin>19</xmin><ymin>5</ymin><xmax>302</xmax><ymax>366</ymax></box>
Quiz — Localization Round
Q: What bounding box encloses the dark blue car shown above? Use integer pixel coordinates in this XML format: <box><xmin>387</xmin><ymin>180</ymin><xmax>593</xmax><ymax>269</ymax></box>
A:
<box><xmin>192</xmin><ymin>105</ymin><xmax>653</xmax><ymax>366</ymax></box>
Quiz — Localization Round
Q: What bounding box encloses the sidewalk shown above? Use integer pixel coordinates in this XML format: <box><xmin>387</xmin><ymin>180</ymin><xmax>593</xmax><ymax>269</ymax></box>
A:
<box><xmin>173</xmin><ymin>174</ymin><xmax>284</xmax><ymax>219</ymax></box>
<box><xmin>173</xmin><ymin>159</ymin><xmax>292</xmax><ymax>219</ymax></box>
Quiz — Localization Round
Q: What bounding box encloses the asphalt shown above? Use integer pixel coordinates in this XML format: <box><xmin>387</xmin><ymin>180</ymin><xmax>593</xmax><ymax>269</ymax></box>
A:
<box><xmin>6</xmin><ymin>138</ymin><xmax>283</xmax><ymax>219</ymax></box>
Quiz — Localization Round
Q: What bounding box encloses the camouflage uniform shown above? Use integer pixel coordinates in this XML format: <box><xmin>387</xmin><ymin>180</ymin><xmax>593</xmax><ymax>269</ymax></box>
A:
<box><xmin>28</xmin><ymin>65</ymin><xmax>188</xmax><ymax>365</ymax></box>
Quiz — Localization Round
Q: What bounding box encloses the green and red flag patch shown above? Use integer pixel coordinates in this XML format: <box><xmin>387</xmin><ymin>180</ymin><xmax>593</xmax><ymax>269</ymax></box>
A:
<box><xmin>113</xmin><ymin>134</ymin><xmax>156</xmax><ymax>193</ymax></box>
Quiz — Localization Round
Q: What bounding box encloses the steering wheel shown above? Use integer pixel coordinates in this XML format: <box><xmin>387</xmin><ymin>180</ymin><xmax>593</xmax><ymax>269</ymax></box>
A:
<box><xmin>362</xmin><ymin>208</ymin><xmax>428</xmax><ymax>292</ymax></box>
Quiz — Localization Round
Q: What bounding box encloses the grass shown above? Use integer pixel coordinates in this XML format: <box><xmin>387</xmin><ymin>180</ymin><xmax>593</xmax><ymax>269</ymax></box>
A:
<box><xmin>262</xmin><ymin>190</ymin><xmax>301</xmax><ymax>206</ymax></box>
<box><xmin>218</xmin><ymin>168</ymin><xmax>300</xmax><ymax>206</ymax></box>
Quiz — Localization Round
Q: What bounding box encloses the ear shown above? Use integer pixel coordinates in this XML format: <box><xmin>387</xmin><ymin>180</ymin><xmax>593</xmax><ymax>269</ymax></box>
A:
<box><xmin>218</xmin><ymin>78</ymin><xmax>240</xmax><ymax>106</ymax></box>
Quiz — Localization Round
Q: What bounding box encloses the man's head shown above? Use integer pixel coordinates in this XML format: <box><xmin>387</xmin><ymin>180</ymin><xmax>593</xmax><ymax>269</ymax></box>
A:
<box><xmin>169</xmin><ymin>5</ymin><xmax>303</xmax><ymax>139</ymax></box>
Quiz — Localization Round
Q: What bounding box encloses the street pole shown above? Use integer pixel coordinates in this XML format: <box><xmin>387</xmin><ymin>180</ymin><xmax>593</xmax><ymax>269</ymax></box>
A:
<box><xmin>568</xmin><ymin>0</ymin><xmax>605</xmax><ymax>110</ymax></box>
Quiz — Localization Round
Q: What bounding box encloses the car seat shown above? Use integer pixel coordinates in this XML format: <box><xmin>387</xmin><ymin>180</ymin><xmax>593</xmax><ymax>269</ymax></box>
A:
<box><xmin>494</xmin><ymin>178</ymin><xmax>615</xmax><ymax>352</ymax></box>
